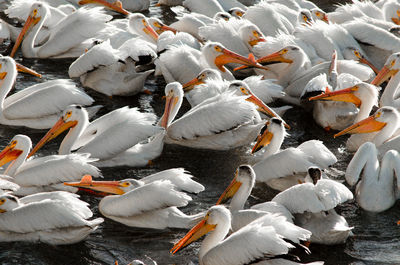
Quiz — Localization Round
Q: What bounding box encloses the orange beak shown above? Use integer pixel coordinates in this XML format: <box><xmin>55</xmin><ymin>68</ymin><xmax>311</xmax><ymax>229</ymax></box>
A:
<box><xmin>16</xmin><ymin>63</ymin><xmax>42</xmax><ymax>78</ymax></box>
<box><xmin>79</xmin><ymin>0</ymin><xmax>129</xmax><ymax>15</ymax></box>
<box><xmin>322</xmin><ymin>14</ymin><xmax>329</xmax><ymax>23</ymax></box>
<box><xmin>248</xmin><ymin>37</ymin><xmax>266</xmax><ymax>47</ymax></box>
<box><xmin>359</xmin><ymin>57</ymin><xmax>379</xmax><ymax>75</ymax></box>
<box><xmin>251</xmin><ymin>122</ymin><xmax>273</xmax><ymax>154</ymax></box>
<box><xmin>0</xmin><ymin>145</ymin><xmax>23</xmax><ymax>167</ymax></box>
<box><xmin>215</xmin><ymin>50</ymin><xmax>269</xmax><ymax>72</ymax></box>
<box><xmin>142</xmin><ymin>22</ymin><xmax>159</xmax><ymax>41</ymax></box>
<box><xmin>170</xmin><ymin>215</ymin><xmax>216</xmax><ymax>254</ymax></box>
<box><xmin>308</xmin><ymin>85</ymin><xmax>361</xmax><ymax>107</ymax></box>
<box><xmin>392</xmin><ymin>17</ymin><xmax>400</xmax><ymax>25</ymax></box>
<box><xmin>182</xmin><ymin>77</ymin><xmax>205</xmax><ymax>92</ymax></box>
<box><xmin>64</xmin><ymin>175</ymin><xmax>126</xmax><ymax>195</ymax></box>
<box><xmin>334</xmin><ymin>114</ymin><xmax>387</xmax><ymax>138</ymax></box>
<box><xmin>156</xmin><ymin>24</ymin><xmax>178</xmax><ymax>34</ymax></box>
<box><xmin>28</xmin><ymin>117</ymin><xmax>78</xmax><ymax>158</ymax></box>
<box><xmin>234</xmin><ymin>50</ymin><xmax>292</xmax><ymax>71</ymax></box>
<box><xmin>371</xmin><ymin>65</ymin><xmax>399</xmax><ymax>86</ymax></box>
<box><xmin>10</xmin><ymin>14</ymin><xmax>41</xmax><ymax>57</ymax></box>
<box><xmin>216</xmin><ymin>172</ymin><xmax>242</xmax><ymax>205</ymax></box>
<box><xmin>160</xmin><ymin>91</ymin><xmax>178</xmax><ymax>129</ymax></box>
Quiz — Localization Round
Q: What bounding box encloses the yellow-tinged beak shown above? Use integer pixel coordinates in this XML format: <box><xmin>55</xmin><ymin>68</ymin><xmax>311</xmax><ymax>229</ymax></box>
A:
<box><xmin>16</xmin><ymin>63</ymin><xmax>42</xmax><ymax>78</ymax></box>
<box><xmin>256</xmin><ymin>51</ymin><xmax>293</xmax><ymax>65</ymax></box>
<box><xmin>0</xmin><ymin>145</ymin><xmax>23</xmax><ymax>167</ymax></box>
<box><xmin>161</xmin><ymin>91</ymin><xmax>178</xmax><ymax>129</ymax></box>
<box><xmin>308</xmin><ymin>86</ymin><xmax>361</xmax><ymax>107</ymax></box>
<box><xmin>251</xmin><ymin>124</ymin><xmax>273</xmax><ymax>154</ymax></box>
<box><xmin>246</xmin><ymin>94</ymin><xmax>290</xmax><ymax>129</ymax></box>
<box><xmin>359</xmin><ymin>57</ymin><xmax>379</xmax><ymax>75</ymax></box>
<box><xmin>28</xmin><ymin>117</ymin><xmax>78</xmax><ymax>158</ymax></box>
<box><xmin>10</xmin><ymin>15</ymin><xmax>41</xmax><ymax>57</ymax></box>
<box><xmin>0</xmin><ymin>72</ymin><xmax>7</xmax><ymax>80</ymax></box>
<box><xmin>334</xmin><ymin>115</ymin><xmax>387</xmax><ymax>138</ymax></box>
<box><xmin>371</xmin><ymin>65</ymin><xmax>399</xmax><ymax>86</ymax></box>
<box><xmin>248</xmin><ymin>37</ymin><xmax>266</xmax><ymax>47</ymax></box>
<box><xmin>182</xmin><ymin>77</ymin><xmax>205</xmax><ymax>92</ymax></box>
<box><xmin>143</xmin><ymin>24</ymin><xmax>159</xmax><ymax>41</ymax></box>
<box><xmin>216</xmin><ymin>173</ymin><xmax>242</xmax><ymax>205</ymax></box>
<box><xmin>156</xmin><ymin>24</ymin><xmax>178</xmax><ymax>34</ymax></box>
<box><xmin>215</xmin><ymin>50</ymin><xmax>269</xmax><ymax>72</ymax></box>
<box><xmin>392</xmin><ymin>17</ymin><xmax>400</xmax><ymax>25</ymax></box>
<box><xmin>64</xmin><ymin>175</ymin><xmax>126</xmax><ymax>195</ymax></box>
<box><xmin>170</xmin><ymin>216</ymin><xmax>216</xmax><ymax>254</ymax></box>
<box><xmin>79</xmin><ymin>0</ymin><xmax>130</xmax><ymax>15</ymax></box>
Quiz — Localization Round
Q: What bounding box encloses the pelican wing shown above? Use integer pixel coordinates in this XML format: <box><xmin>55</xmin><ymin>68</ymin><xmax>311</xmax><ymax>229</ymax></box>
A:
<box><xmin>0</xmin><ymin>176</ymin><xmax>19</xmax><ymax>192</ymax></box>
<box><xmin>272</xmin><ymin>180</ymin><xmax>353</xmax><ymax>214</ymax></box>
<box><xmin>37</xmin><ymin>7</ymin><xmax>112</xmax><ymax>58</ymax></box>
<box><xmin>250</xmin><ymin>201</ymin><xmax>294</xmax><ymax>221</ymax></box>
<box><xmin>243</xmin><ymin>75</ymin><xmax>285</xmax><ymax>104</ymax></box>
<box><xmin>252</xmin><ymin>148</ymin><xmax>314</xmax><ymax>182</ymax></box>
<box><xmin>0</xmin><ymin>199</ymin><xmax>96</xmax><ymax>233</ymax></box>
<box><xmin>13</xmin><ymin>154</ymin><xmax>100</xmax><ymax>186</ymax></box>
<box><xmin>141</xmin><ymin>168</ymin><xmax>205</xmax><ymax>193</ymax></box>
<box><xmin>203</xmin><ymin>224</ymin><xmax>293</xmax><ymax>265</ymax></box>
<box><xmin>118</xmin><ymin>38</ymin><xmax>157</xmax><ymax>62</ymax></box>
<box><xmin>3</xmin><ymin>80</ymin><xmax>94</xmax><ymax>120</ymax></box>
<box><xmin>99</xmin><ymin>180</ymin><xmax>192</xmax><ymax>217</ymax></box>
<box><xmin>297</xmin><ymin>140</ymin><xmax>337</xmax><ymax>168</ymax></box>
<box><xmin>183</xmin><ymin>0</ymin><xmax>224</xmax><ymax>18</ymax></box>
<box><xmin>346</xmin><ymin>142</ymin><xmax>379</xmax><ymax>186</ymax></box>
<box><xmin>168</xmin><ymin>93</ymin><xmax>258</xmax><ymax>140</ymax></box>
<box><xmin>68</xmin><ymin>39</ymin><xmax>121</xmax><ymax>78</ymax></box>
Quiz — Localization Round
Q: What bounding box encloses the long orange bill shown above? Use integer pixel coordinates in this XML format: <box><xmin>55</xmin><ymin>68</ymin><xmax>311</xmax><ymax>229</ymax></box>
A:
<box><xmin>78</xmin><ymin>0</ymin><xmax>129</xmax><ymax>15</ymax></box>
<box><xmin>182</xmin><ymin>77</ymin><xmax>205</xmax><ymax>92</ymax></box>
<box><xmin>334</xmin><ymin>115</ymin><xmax>386</xmax><ymax>138</ymax></box>
<box><xmin>64</xmin><ymin>175</ymin><xmax>126</xmax><ymax>195</ymax></box>
<box><xmin>251</xmin><ymin>123</ymin><xmax>273</xmax><ymax>154</ymax></box>
<box><xmin>0</xmin><ymin>145</ymin><xmax>22</xmax><ymax>167</ymax></box>
<box><xmin>234</xmin><ymin>51</ymin><xmax>292</xmax><ymax>71</ymax></box>
<box><xmin>28</xmin><ymin>117</ymin><xmax>77</xmax><ymax>158</ymax></box>
<box><xmin>248</xmin><ymin>37</ymin><xmax>266</xmax><ymax>47</ymax></box>
<box><xmin>10</xmin><ymin>15</ymin><xmax>41</xmax><ymax>57</ymax></box>
<box><xmin>246</xmin><ymin>93</ymin><xmax>290</xmax><ymax>129</ymax></box>
<box><xmin>170</xmin><ymin>217</ymin><xmax>216</xmax><ymax>254</ymax></box>
<box><xmin>160</xmin><ymin>24</ymin><xmax>178</xmax><ymax>34</ymax></box>
<box><xmin>371</xmin><ymin>65</ymin><xmax>399</xmax><ymax>86</ymax></box>
<box><xmin>216</xmin><ymin>172</ymin><xmax>241</xmax><ymax>205</ymax></box>
<box><xmin>359</xmin><ymin>57</ymin><xmax>379</xmax><ymax>75</ymax></box>
<box><xmin>160</xmin><ymin>92</ymin><xmax>179</xmax><ymax>129</ymax></box>
<box><xmin>215</xmin><ymin>50</ymin><xmax>269</xmax><ymax>72</ymax></box>
<box><xmin>16</xmin><ymin>63</ymin><xmax>41</xmax><ymax>78</ymax></box>
<box><xmin>142</xmin><ymin>21</ymin><xmax>159</xmax><ymax>41</ymax></box>
<box><xmin>308</xmin><ymin>86</ymin><xmax>361</xmax><ymax>107</ymax></box>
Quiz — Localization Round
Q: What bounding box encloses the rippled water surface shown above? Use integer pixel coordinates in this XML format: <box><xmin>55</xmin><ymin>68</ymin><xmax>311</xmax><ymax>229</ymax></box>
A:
<box><xmin>1</xmin><ymin>0</ymin><xmax>400</xmax><ymax>264</ymax></box>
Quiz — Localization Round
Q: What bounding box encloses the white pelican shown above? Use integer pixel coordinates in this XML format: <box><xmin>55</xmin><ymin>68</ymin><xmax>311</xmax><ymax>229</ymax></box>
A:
<box><xmin>79</xmin><ymin>0</ymin><xmax>148</xmax><ymax>13</ymax></box>
<box><xmin>64</xmin><ymin>170</ymin><xmax>205</xmax><ymax>229</ymax></box>
<box><xmin>346</xmin><ymin>142</ymin><xmax>400</xmax><ymax>212</ymax></box>
<box><xmin>170</xmin><ymin>205</ymin><xmax>319</xmax><ymax>265</ymax></box>
<box><xmin>0</xmin><ymin>177</ymin><xmax>20</xmax><ymax>194</ymax></box>
<box><xmin>272</xmin><ymin>167</ymin><xmax>354</xmax><ymax>245</ymax></box>
<box><xmin>334</xmin><ymin>106</ymin><xmax>400</xmax><ymax>153</ymax></box>
<box><xmin>10</xmin><ymin>3</ymin><xmax>112</xmax><ymax>58</ymax></box>
<box><xmin>0</xmin><ymin>134</ymin><xmax>100</xmax><ymax>196</ymax></box>
<box><xmin>28</xmin><ymin>105</ymin><xmax>164</xmax><ymax>167</ymax></box>
<box><xmin>156</xmin><ymin>41</ymin><xmax>268</xmax><ymax>84</ymax></box>
<box><xmin>327</xmin><ymin>0</ymin><xmax>384</xmax><ymax>24</ymax></box>
<box><xmin>160</xmin><ymin>82</ymin><xmax>265</xmax><ymax>150</ymax></box>
<box><xmin>68</xmin><ymin>39</ymin><xmax>155</xmax><ymax>96</ymax></box>
<box><xmin>250</xmin><ymin>117</ymin><xmax>337</xmax><ymax>191</ymax></box>
<box><xmin>0</xmin><ymin>191</ymin><xmax>103</xmax><ymax>244</ymax></box>
<box><xmin>0</xmin><ymin>56</ymin><xmax>95</xmax><ymax>129</ymax></box>
<box><xmin>183</xmin><ymin>0</ymin><xmax>225</xmax><ymax>18</ymax></box>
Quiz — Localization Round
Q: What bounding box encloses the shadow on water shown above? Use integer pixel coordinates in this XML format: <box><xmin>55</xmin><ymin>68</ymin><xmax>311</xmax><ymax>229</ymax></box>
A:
<box><xmin>1</xmin><ymin>0</ymin><xmax>400</xmax><ymax>264</ymax></box>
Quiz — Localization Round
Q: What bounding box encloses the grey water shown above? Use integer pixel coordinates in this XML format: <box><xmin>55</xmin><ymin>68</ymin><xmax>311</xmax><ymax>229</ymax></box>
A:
<box><xmin>1</xmin><ymin>0</ymin><xmax>400</xmax><ymax>264</ymax></box>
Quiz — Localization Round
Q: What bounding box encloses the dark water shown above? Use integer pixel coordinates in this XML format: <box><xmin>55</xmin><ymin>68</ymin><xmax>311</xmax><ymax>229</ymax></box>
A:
<box><xmin>1</xmin><ymin>0</ymin><xmax>400</xmax><ymax>264</ymax></box>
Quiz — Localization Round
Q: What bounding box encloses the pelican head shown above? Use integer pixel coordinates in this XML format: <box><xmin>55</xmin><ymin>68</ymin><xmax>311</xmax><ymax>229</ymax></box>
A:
<box><xmin>29</xmin><ymin>105</ymin><xmax>87</xmax><ymax>157</ymax></box>
<box><xmin>148</xmin><ymin>17</ymin><xmax>177</xmax><ymax>35</ymax></box>
<box><xmin>256</xmin><ymin>46</ymin><xmax>300</xmax><ymax>67</ymax></box>
<box><xmin>310</xmin><ymin>8</ymin><xmax>328</xmax><ymax>23</ymax></box>
<box><xmin>0</xmin><ymin>135</ymin><xmax>30</xmax><ymax>167</ymax></box>
<box><xmin>228</xmin><ymin>7</ymin><xmax>245</xmax><ymax>19</ymax></box>
<box><xmin>64</xmin><ymin>175</ymin><xmax>140</xmax><ymax>196</ymax></box>
<box><xmin>251</xmin><ymin>117</ymin><xmax>285</xmax><ymax>154</ymax></box>
<box><xmin>334</xmin><ymin>106</ymin><xmax>397</xmax><ymax>138</ymax></box>
<box><xmin>299</xmin><ymin>9</ymin><xmax>313</xmax><ymax>25</ymax></box>
<box><xmin>213</xmin><ymin>12</ymin><xmax>231</xmax><ymax>22</ymax></box>
<box><xmin>0</xmin><ymin>56</ymin><xmax>16</xmax><ymax>80</ymax></box>
<box><xmin>239</xmin><ymin>24</ymin><xmax>265</xmax><ymax>48</ymax></box>
<box><xmin>383</xmin><ymin>2</ymin><xmax>400</xmax><ymax>25</ymax></box>
<box><xmin>309</xmin><ymin>82</ymin><xmax>379</xmax><ymax>109</ymax></box>
<box><xmin>129</xmin><ymin>13</ymin><xmax>159</xmax><ymax>42</ymax></box>
<box><xmin>170</xmin><ymin>205</ymin><xmax>231</xmax><ymax>254</ymax></box>
<box><xmin>182</xmin><ymin>69</ymin><xmax>221</xmax><ymax>92</ymax></box>
<box><xmin>305</xmin><ymin>166</ymin><xmax>322</xmax><ymax>185</ymax></box>
<box><xmin>0</xmin><ymin>194</ymin><xmax>20</xmax><ymax>213</ymax></box>
<box><xmin>10</xmin><ymin>2</ymin><xmax>47</xmax><ymax>57</ymax></box>
<box><xmin>202</xmin><ymin>42</ymin><xmax>268</xmax><ymax>72</ymax></box>
<box><xmin>160</xmin><ymin>82</ymin><xmax>183</xmax><ymax>129</ymax></box>
<box><xmin>78</xmin><ymin>0</ymin><xmax>129</xmax><ymax>15</ymax></box>
<box><xmin>216</xmin><ymin>165</ymin><xmax>255</xmax><ymax>205</ymax></box>
<box><xmin>343</xmin><ymin>47</ymin><xmax>379</xmax><ymax>74</ymax></box>
<box><xmin>371</xmin><ymin>52</ymin><xmax>400</xmax><ymax>86</ymax></box>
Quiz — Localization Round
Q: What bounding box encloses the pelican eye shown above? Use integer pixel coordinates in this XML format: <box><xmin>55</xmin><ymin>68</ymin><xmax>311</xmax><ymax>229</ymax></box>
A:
<box><xmin>303</xmin><ymin>15</ymin><xmax>308</xmax><ymax>22</ymax></box>
<box><xmin>154</xmin><ymin>22</ymin><xmax>161</xmax><ymax>28</ymax></box>
<box><xmin>214</xmin><ymin>46</ymin><xmax>223</xmax><ymax>52</ymax></box>
<box><xmin>236</xmin><ymin>11</ymin><xmax>243</xmax><ymax>17</ymax></box>
<box><xmin>142</xmin><ymin>19</ymin><xmax>148</xmax><ymax>26</ymax></box>
<box><xmin>120</xmin><ymin>182</ymin><xmax>131</xmax><ymax>187</ymax></box>
<box><xmin>9</xmin><ymin>140</ymin><xmax>17</xmax><ymax>148</ymax></box>
<box><xmin>199</xmin><ymin>74</ymin><xmax>205</xmax><ymax>79</ymax></box>
<box><xmin>252</xmin><ymin>30</ymin><xmax>260</xmax><ymax>38</ymax></box>
<box><xmin>64</xmin><ymin>111</ymin><xmax>72</xmax><ymax>120</ymax></box>
<box><xmin>240</xmin><ymin>87</ymin><xmax>248</xmax><ymax>94</ymax></box>
<box><xmin>315</xmin><ymin>11</ymin><xmax>321</xmax><ymax>17</ymax></box>
<box><xmin>280</xmin><ymin>49</ymin><xmax>288</xmax><ymax>54</ymax></box>
<box><xmin>375</xmin><ymin>112</ymin><xmax>382</xmax><ymax>118</ymax></box>
<box><xmin>32</xmin><ymin>9</ymin><xmax>38</xmax><ymax>17</ymax></box>
<box><xmin>0</xmin><ymin>199</ymin><xmax>5</xmax><ymax>204</ymax></box>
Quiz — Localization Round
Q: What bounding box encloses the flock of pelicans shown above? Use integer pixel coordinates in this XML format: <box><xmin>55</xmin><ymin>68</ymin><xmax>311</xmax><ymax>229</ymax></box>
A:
<box><xmin>2</xmin><ymin>0</ymin><xmax>400</xmax><ymax>264</ymax></box>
